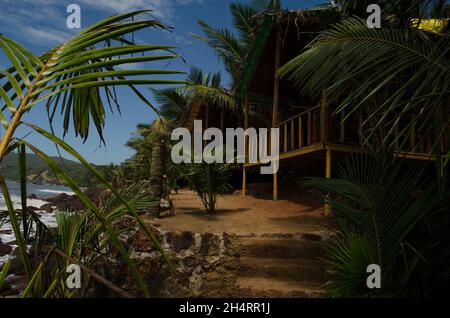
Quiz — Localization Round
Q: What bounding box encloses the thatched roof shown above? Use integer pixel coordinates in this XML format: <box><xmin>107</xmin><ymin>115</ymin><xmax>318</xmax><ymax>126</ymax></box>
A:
<box><xmin>236</xmin><ymin>7</ymin><xmax>340</xmax><ymax>102</ymax></box>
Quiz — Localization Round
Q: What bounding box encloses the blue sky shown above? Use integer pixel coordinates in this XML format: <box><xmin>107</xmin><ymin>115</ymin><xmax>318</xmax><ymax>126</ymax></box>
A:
<box><xmin>0</xmin><ymin>0</ymin><xmax>324</xmax><ymax>165</ymax></box>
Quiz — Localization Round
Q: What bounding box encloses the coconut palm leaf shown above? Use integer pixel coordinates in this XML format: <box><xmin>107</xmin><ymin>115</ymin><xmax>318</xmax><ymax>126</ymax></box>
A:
<box><xmin>0</xmin><ymin>10</ymin><xmax>185</xmax><ymax>150</ymax></box>
<box><xmin>193</xmin><ymin>21</ymin><xmax>245</xmax><ymax>79</ymax></box>
<box><xmin>305</xmin><ymin>153</ymin><xmax>445</xmax><ymax>296</ymax></box>
<box><xmin>152</xmin><ymin>88</ymin><xmax>189</xmax><ymax>126</ymax></box>
<box><xmin>279</xmin><ymin>17</ymin><xmax>450</xmax><ymax>153</ymax></box>
<box><xmin>192</xmin><ymin>1</ymin><xmax>278</xmax><ymax>85</ymax></box>
<box><xmin>0</xmin><ymin>11</ymin><xmax>185</xmax><ymax>297</ymax></box>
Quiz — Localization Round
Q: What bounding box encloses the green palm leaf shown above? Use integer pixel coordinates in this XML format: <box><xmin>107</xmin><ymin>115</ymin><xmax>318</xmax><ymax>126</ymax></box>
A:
<box><xmin>279</xmin><ymin>17</ymin><xmax>450</xmax><ymax>153</ymax></box>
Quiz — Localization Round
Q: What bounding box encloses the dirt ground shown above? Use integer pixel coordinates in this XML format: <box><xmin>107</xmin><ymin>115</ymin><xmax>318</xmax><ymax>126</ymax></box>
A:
<box><xmin>148</xmin><ymin>186</ymin><xmax>335</xmax><ymax>237</ymax></box>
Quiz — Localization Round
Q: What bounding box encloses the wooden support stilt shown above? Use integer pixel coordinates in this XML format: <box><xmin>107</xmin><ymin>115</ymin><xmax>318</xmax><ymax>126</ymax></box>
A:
<box><xmin>242</xmin><ymin>167</ymin><xmax>247</xmax><ymax>196</ymax></box>
<box><xmin>272</xmin><ymin>29</ymin><xmax>281</xmax><ymax>129</ymax></box>
<box><xmin>244</xmin><ymin>94</ymin><xmax>249</xmax><ymax>159</ymax></box>
<box><xmin>325</xmin><ymin>148</ymin><xmax>332</xmax><ymax>216</ymax></box>
<box><xmin>242</xmin><ymin>94</ymin><xmax>249</xmax><ymax>196</ymax></box>
<box><xmin>321</xmin><ymin>93</ymin><xmax>329</xmax><ymax>144</ymax></box>
<box><xmin>299</xmin><ymin>115</ymin><xmax>303</xmax><ymax>148</ymax></box>
<box><xmin>273</xmin><ymin>170</ymin><xmax>278</xmax><ymax>201</ymax></box>
<box><xmin>291</xmin><ymin>119</ymin><xmax>295</xmax><ymax>150</ymax></box>
<box><xmin>284</xmin><ymin>123</ymin><xmax>288</xmax><ymax>152</ymax></box>
<box><xmin>307</xmin><ymin>111</ymin><xmax>313</xmax><ymax>145</ymax></box>
<box><xmin>271</xmin><ymin>27</ymin><xmax>281</xmax><ymax>201</ymax></box>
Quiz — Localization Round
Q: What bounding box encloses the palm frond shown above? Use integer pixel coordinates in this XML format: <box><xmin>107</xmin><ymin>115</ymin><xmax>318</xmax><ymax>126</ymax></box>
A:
<box><xmin>305</xmin><ymin>153</ymin><xmax>443</xmax><ymax>296</ymax></box>
<box><xmin>279</xmin><ymin>17</ymin><xmax>450</xmax><ymax>152</ymax></box>
<box><xmin>0</xmin><ymin>10</ymin><xmax>185</xmax><ymax>145</ymax></box>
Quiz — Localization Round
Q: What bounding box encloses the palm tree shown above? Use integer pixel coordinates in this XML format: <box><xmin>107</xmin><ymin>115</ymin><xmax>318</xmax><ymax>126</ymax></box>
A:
<box><xmin>144</xmin><ymin>67</ymin><xmax>236</xmax><ymax>217</ymax></box>
<box><xmin>279</xmin><ymin>0</ymin><xmax>450</xmax><ymax>160</ymax></box>
<box><xmin>0</xmin><ymin>11</ymin><xmax>185</xmax><ymax>297</ymax></box>
<box><xmin>306</xmin><ymin>153</ymin><xmax>450</xmax><ymax>296</ymax></box>
<box><xmin>182</xmin><ymin>159</ymin><xmax>232</xmax><ymax>215</ymax></box>
<box><xmin>193</xmin><ymin>1</ymin><xmax>281</xmax><ymax>87</ymax></box>
<box><xmin>125</xmin><ymin>123</ymin><xmax>154</xmax><ymax>181</ymax></box>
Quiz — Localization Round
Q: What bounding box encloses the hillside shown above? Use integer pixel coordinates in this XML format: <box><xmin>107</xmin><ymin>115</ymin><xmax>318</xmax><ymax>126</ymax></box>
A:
<box><xmin>1</xmin><ymin>152</ymin><xmax>101</xmax><ymax>187</ymax></box>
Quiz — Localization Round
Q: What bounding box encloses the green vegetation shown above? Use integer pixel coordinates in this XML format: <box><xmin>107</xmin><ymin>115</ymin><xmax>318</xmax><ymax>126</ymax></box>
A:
<box><xmin>0</xmin><ymin>11</ymin><xmax>184</xmax><ymax>297</ymax></box>
<box><xmin>1</xmin><ymin>152</ymin><xmax>117</xmax><ymax>187</ymax></box>
<box><xmin>279</xmin><ymin>0</ymin><xmax>450</xmax><ymax>297</ymax></box>
<box><xmin>182</xmin><ymin>160</ymin><xmax>232</xmax><ymax>215</ymax></box>
<box><xmin>279</xmin><ymin>0</ymin><xmax>449</xmax><ymax>154</ymax></box>
<box><xmin>124</xmin><ymin>66</ymin><xmax>237</xmax><ymax>216</ymax></box>
<box><xmin>0</xmin><ymin>0</ymin><xmax>448</xmax><ymax>299</ymax></box>
<box><xmin>49</xmin><ymin>181</ymin><xmax>160</xmax><ymax>297</ymax></box>
<box><xmin>306</xmin><ymin>154</ymin><xmax>450</xmax><ymax>297</ymax></box>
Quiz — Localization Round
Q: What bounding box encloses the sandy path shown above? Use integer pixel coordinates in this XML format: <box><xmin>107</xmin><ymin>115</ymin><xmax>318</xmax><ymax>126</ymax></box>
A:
<box><xmin>148</xmin><ymin>189</ymin><xmax>334</xmax><ymax>236</ymax></box>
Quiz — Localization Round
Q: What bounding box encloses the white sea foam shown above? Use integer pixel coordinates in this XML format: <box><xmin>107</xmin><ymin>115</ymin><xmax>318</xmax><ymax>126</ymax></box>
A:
<box><xmin>0</xmin><ymin>181</ymin><xmax>74</xmax><ymax>266</ymax></box>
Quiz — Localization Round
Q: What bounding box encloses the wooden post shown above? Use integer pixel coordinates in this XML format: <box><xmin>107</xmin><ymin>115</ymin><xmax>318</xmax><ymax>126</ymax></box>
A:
<box><xmin>284</xmin><ymin>123</ymin><xmax>288</xmax><ymax>152</ymax></box>
<box><xmin>299</xmin><ymin>115</ymin><xmax>303</xmax><ymax>148</ymax></box>
<box><xmin>273</xmin><ymin>167</ymin><xmax>278</xmax><ymax>201</ymax></box>
<box><xmin>272</xmin><ymin>29</ymin><xmax>281</xmax><ymax>128</ymax></box>
<box><xmin>321</xmin><ymin>92</ymin><xmax>329</xmax><ymax>144</ymax></box>
<box><xmin>272</xmin><ymin>28</ymin><xmax>281</xmax><ymax>201</ymax></box>
<box><xmin>244</xmin><ymin>94</ymin><xmax>249</xmax><ymax>158</ymax></box>
<box><xmin>242</xmin><ymin>94</ymin><xmax>249</xmax><ymax>196</ymax></box>
<box><xmin>307</xmin><ymin>111</ymin><xmax>313</xmax><ymax>145</ymax></box>
<box><xmin>410</xmin><ymin>129</ymin><xmax>415</xmax><ymax>150</ymax></box>
<box><xmin>325</xmin><ymin>148</ymin><xmax>332</xmax><ymax>216</ymax></box>
<box><xmin>291</xmin><ymin>119</ymin><xmax>295</xmax><ymax>150</ymax></box>
<box><xmin>242</xmin><ymin>167</ymin><xmax>247</xmax><ymax>196</ymax></box>
<box><xmin>394</xmin><ymin>125</ymin><xmax>399</xmax><ymax>150</ymax></box>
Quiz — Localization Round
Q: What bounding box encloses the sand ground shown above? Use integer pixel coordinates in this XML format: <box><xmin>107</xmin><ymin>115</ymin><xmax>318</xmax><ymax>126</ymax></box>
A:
<box><xmin>148</xmin><ymin>188</ymin><xmax>335</xmax><ymax>236</ymax></box>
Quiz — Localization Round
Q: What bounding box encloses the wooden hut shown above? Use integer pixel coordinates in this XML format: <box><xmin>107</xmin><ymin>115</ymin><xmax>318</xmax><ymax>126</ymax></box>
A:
<box><xmin>185</xmin><ymin>8</ymin><xmax>449</xmax><ymax>209</ymax></box>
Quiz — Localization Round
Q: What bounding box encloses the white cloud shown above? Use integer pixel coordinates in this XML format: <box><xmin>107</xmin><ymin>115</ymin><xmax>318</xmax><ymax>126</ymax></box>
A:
<box><xmin>0</xmin><ymin>0</ymin><xmax>210</xmax><ymax>47</ymax></box>
<box><xmin>23</xmin><ymin>27</ymin><xmax>72</xmax><ymax>45</ymax></box>
<box><xmin>78</xmin><ymin>0</ymin><xmax>208</xmax><ymax>22</ymax></box>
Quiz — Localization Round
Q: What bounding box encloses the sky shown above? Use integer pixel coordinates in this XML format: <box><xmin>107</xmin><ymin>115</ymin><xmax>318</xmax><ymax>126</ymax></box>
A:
<box><xmin>0</xmin><ymin>0</ymin><xmax>325</xmax><ymax>165</ymax></box>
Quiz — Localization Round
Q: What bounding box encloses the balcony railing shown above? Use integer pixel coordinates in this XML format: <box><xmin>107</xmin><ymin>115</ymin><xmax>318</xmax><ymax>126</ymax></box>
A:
<box><xmin>274</xmin><ymin>105</ymin><xmax>448</xmax><ymax>156</ymax></box>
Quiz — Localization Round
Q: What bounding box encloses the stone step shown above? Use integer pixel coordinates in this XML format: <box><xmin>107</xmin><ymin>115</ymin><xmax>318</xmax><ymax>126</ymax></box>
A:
<box><xmin>238</xmin><ymin>257</ymin><xmax>327</xmax><ymax>283</ymax></box>
<box><xmin>236</xmin><ymin>277</ymin><xmax>326</xmax><ymax>298</ymax></box>
<box><xmin>237</xmin><ymin>238</ymin><xmax>324</xmax><ymax>259</ymax></box>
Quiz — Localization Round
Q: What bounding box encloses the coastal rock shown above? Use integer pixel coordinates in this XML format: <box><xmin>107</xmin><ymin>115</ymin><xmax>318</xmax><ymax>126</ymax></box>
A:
<box><xmin>8</xmin><ymin>257</ymin><xmax>26</xmax><ymax>276</ymax></box>
<box><xmin>40</xmin><ymin>188</ymin><xmax>108</xmax><ymax>212</ymax></box>
<box><xmin>39</xmin><ymin>203</ymin><xmax>54</xmax><ymax>213</ymax></box>
<box><xmin>27</xmin><ymin>206</ymin><xmax>39</xmax><ymax>212</ymax></box>
<box><xmin>28</xmin><ymin>194</ymin><xmax>38</xmax><ymax>200</ymax></box>
<box><xmin>0</xmin><ymin>243</ymin><xmax>12</xmax><ymax>256</ymax></box>
<box><xmin>4</xmin><ymin>274</ymin><xmax>27</xmax><ymax>293</ymax></box>
<box><xmin>93</xmin><ymin>217</ymin><xmax>239</xmax><ymax>298</ymax></box>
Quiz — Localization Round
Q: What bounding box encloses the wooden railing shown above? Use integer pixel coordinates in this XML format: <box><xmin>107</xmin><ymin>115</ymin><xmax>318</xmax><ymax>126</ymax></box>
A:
<box><xmin>277</xmin><ymin>105</ymin><xmax>322</xmax><ymax>153</ymax></box>
<box><xmin>274</xmin><ymin>106</ymin><xmax>448</xmax><ymax>156</ymax></box>
<box><xmin>391</xmin><ymin>123</ymin><xmax>446</xmax><ymax>154</ymax></box>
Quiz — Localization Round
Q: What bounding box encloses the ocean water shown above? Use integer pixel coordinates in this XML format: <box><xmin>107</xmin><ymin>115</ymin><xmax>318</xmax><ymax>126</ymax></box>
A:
<box><xmin>0</xmin><ymin>181</ymin><xmax>75</xmax><ymax>266</ymax></box>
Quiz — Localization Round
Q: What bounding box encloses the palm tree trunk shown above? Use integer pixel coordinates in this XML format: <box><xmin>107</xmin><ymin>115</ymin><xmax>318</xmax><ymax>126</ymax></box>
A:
<box><xmin>148</xmin><ymin>140</ymin><xmax>166</xmax><ymax>218</ymax></box>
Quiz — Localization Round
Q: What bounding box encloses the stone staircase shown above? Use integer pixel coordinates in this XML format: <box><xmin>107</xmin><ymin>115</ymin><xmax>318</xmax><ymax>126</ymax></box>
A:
<box><xmin>234</xmin><ymin>234</ymin><xmax>329</xmax><ymax>298</ymax></box>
